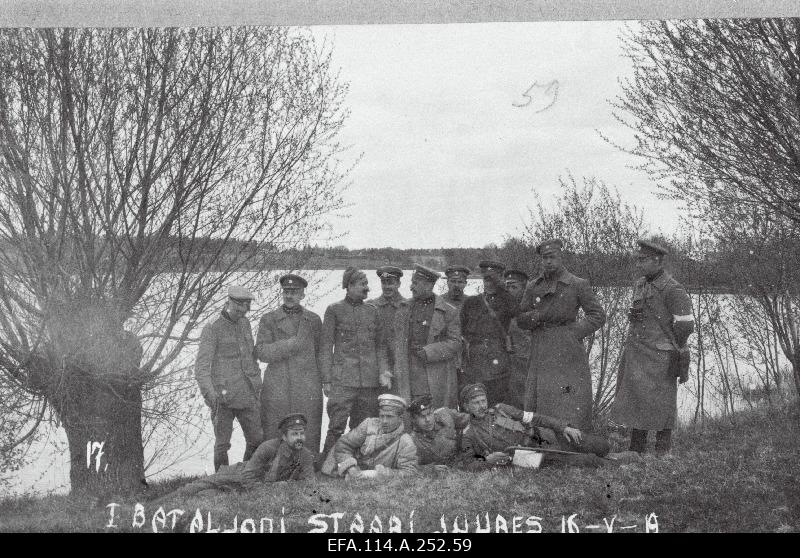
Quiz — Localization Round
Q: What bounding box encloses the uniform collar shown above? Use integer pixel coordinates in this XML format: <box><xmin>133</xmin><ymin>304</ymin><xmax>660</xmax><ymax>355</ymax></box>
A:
<box><xmin>281</xmin><ymin>304</ymin><xmax>303</xmax><ymax>315</ymax></box>
<box><xmin>413</xmin><ymin>294</ymin><xmax>436</xmax><ymax>306</ymax></box>
<box><xmin>344</xmin><ymin>295</ymin><xmax>364</xmax><ymax>306</ymax></box>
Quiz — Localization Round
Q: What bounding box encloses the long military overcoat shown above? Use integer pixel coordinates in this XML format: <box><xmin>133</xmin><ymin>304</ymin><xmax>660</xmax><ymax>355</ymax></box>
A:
<box><xmin>255</xmin><ymin>307</ymin><xmax>324</xmax><ymax>453</ymax></box>
<box><xmin>390</xmin><ymin>296</ymin><xmax>462</xmax><ymax>409</ymax></box>
<box><xmin>518</xmin><ymin>268</ymin><xmax>606</xmax><ymax>431</ymax></box>
<box><xmin>612</xmin><ymin>272</ymin><xmax>693</xmax><ymax>430</ymax></box>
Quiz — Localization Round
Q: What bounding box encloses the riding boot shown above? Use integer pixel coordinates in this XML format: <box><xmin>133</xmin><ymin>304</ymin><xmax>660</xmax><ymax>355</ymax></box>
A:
<box><xmin>655</xmin><ymin>429</ymin><xmax>672</xmax><ymax>456</ymax></box>
<box><xmin>629</xmin><ymin>428</ymin><xmax>648</xmax><ymax>454</ymax></box>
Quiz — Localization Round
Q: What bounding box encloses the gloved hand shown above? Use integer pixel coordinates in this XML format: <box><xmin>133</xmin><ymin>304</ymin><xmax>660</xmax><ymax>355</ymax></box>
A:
<box><xmin>379</xmin><ymin>371</ymin><xmax>393</xmax><ymax>389</ymax></box>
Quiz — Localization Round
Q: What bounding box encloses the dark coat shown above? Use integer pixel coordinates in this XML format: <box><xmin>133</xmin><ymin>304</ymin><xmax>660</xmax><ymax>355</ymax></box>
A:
<box><xmin>367</xmin><ymin>293</ymin><xmax>407</xmax><ymax>369</ymax></box>
<box><xmin>255</xmin><ymin>306</ymin><xmax>323</xmax><ymax>453</ymax></box>
<box><xmin>320</xmin><ymin>297</ymin><xmax>389</xmax><ymax>388</ymax></box>
<box><xmin>460</xmin><ymin>287</ymin><xmax>519</xmax><ymax>382</ymax></box>
<box><xmin>390</xmin><ymin>296</ymin><xmax>462</xmax><ymax>408</ymax></box>
<box><xmin>195</xmin><ymin>312</ymin><xmax>261</xmax><ymax>411</ymax></box>
<box><xmin>518</xmin><ymin>268</ymin><xmax>606</xmax><ymax>430</ymax></box>
<box><xmin>612</xmin><ymin>272</ymin><xmax>694</xmax><ymax>430</ymax></box>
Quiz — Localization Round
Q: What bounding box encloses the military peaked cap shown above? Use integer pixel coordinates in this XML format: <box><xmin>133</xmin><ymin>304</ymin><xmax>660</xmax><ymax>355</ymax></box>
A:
<box><xmin>408</xmin><ymin>394</ymin><xmax>434</xmax><ymax>416</ymax></box>
<box><xmin>278</xmin><ymin>413</ymin><xmax>307</xmax><ymax>432</ymax></box>
<box><xmin>535</xmin><ymin>238</ymin><xmax>564</xmax><ymax>255</ymax></box>
<box><xmin>445</xmin><ymin>265</ymin><xmax>471</xmax><ymax>278</ymax></box>
<box><xmin>378</xmin><ymin>393</ymin><xmax>408</xmax><ymax>412</ymax></box>
<box><xmin>503</xmin><ymin>269</ymin><xmax>529</xmax><ymax>283</ymax></box>
<box><xmin>637</xmin><ymin>238</ymin><xmax>669</xmax><ymax>257</ymax></box>
<box><xmin>279</xmin><ymin>274</ymin><xmax>308</xmax><ymax>289</ymax></box>
<box><xmin>460</xmin><ymin>382</ymin><xmax>487</xmax><ymax>404</ymax></box>
<box><xmin>413</xmin><ymin>264</ymin><xmax>441</xmax><ymax>283</ymax></box>
<box><xmin>228</xmin><ymin>285</ymin><xmax>255</xmax><ymax>302</ymax></box>
<box><xmin>478</xmin><ymin>260</ymin><xmax>505</xmax><ymax>272</ymax></box>
<box><xmin>376</xmin><ymin>266</ymin><xmax>404</xmax><ymax>280</ymax></box>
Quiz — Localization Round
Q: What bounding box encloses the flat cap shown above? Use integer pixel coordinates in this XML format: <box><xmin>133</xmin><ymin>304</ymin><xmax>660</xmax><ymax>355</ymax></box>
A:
<box><xmin>536</xmin><ymin>238</ymin><xmax>564</xmax><ymax>255</ymax></box>
<box><xmin>637</xmin><ymin>238</ymin><xmax>669</xmax><ymax>257</ymax></box>
<box><xmin>378</xmin><ymin>393</ymin><xmax>408</xmax><ymax>412</ymax></box>
<box><xmin>460</xmin><ymin>382</ymin><xmax>487</xmax><ymax>404</ymax></box>
<box><xmin>228</xmin><ymin>285</ymin><xmax>255</xmax><ymax>301</ymax></box>
<box><xmin>279</xmin><ymin>274</ymin><xmax>308</xmax><ymax>289</ymax></box>
<box><xmin>408</xmin><ymin>394</ymin><xmax>434</xmax><ymax>416</ymax></box>
<box><xmin>478</xmin><ymin>260</ymin><xmax>505</xmax><ymax>272</ymax></box>
<box><xmin>412</xmin><ymin>264</ymin><xmax>440</xmax><ymax>283</ymax></box>
<box><xmin>504</xmin><ymin>269</ymin><xmax>529</xmax><ymax>283</ymax></box>
<box><xmin>342</xmin><ymin>266</ymin><xmax>367</xmax><ymax>289</ymax></box>
<box><xmin>278</xmin><ymin>413</ymin><xmax>307</xmax><ymax>432</ymax></box>
<box><xmin>445</xmin><ymin>265</ymin><xmax>471</xmax><ymax>278</ymax></box>
<box><xmin>376</xmin><ymin>266</ymin><xmax>404</xmax><ymax>280</ymax></box>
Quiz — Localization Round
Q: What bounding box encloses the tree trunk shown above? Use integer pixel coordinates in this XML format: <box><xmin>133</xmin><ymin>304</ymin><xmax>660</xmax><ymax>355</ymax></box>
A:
<box><xmin>58</xmin><ymin>369</ymin><xmax>146</xmax><ymax>497</ymax></box>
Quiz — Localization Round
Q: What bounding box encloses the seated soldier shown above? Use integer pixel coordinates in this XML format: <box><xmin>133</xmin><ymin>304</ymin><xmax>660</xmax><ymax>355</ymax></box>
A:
<box><xmin>408</xmin><ymin>395</ymin><xmax>470</xmax><ymax>471</ymax></box>
<box><xmin>161</xmin><ymin>413</ymin><xmax>315</xmax><ymax>500</ymax></box>
<box><xmin>457</xmin><ymin>383</ymin><xmax>611</xmax><ymax>470</ymax></box>
<box><xmin>331</xmin><ymin>394</ymin><xmax>418</xmax><ymax>480</ymax></box>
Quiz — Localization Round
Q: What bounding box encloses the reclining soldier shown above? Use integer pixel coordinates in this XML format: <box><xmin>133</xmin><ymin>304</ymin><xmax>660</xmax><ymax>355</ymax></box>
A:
<box><xmin>407</xmin><ymin>394</ymin><xmax>470</xmax><ymax>471</ymax></box>
<box><xmin>161</xmin><ymin>413</ymin><xmax>315</xmax><ymax>500</ymax></box>
<box><xmin>458</xmin><ymin>383</ymin><xmax>611</xmax><ymax>470</ymax></box>
<box><xmin>329</xmin><ymin>394</ymin><xmax>418</xmax><ymax>480</ymax></box>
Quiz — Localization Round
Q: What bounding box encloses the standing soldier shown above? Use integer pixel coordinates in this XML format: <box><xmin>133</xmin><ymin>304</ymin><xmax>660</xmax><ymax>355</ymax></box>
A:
<box><xmin>442</xmin><ymin>265</ymin><xmax>471</xmax><ymax>389</ymax></box>
<box><xmin>518</xmin><ymin>240</ymin><xmax>606</xmax><ymax>431</ymax></box>
<box><xmin>195</xmin><ymin>286</ymin><xmax>264</xmax><ymax>471</ymax></box>
<box><xmin>504</xmin><ymin>269</ymin><xmax>531</xmax><ymax>409</ymax></box>
<box><xmin>319</xmin><ymin>267</ymin><xmax>389</xmax><ymax>460</ymax></box>
<box><xmin>460</xmin><ymin>260</ymin><xmax>519</xmax><ymax>405</ymax></box>
<box><xmin>367</xmin><ymin>266</ymin><xmax>407</xmax><ymax>373</ymax></box>
<box><xmin>385</xmin><ymin>265</ymin><xmax>462</xmax><ymax>409</ymax></box>
<box><xmin>255</xmin><ymin>274</ymin><xmax>324</xmax><ymax>455</ymax></box>
<box><xmin>612</xmin><ymin>239</ymin><xmax>694</xmax><ymax>455</ymax></box>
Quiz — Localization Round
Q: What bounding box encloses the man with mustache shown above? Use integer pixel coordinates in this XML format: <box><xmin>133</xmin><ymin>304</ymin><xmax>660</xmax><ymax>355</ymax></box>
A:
<box><xmin>384</xmin><ymin>265</ymin><xmax>462</xmax><ymax>409</ymax></box>
<box><xmin>331</xmin><ymin>394</ymin><xmax>418</xmax><ymax>480</ymax></box>
<box><xmin>518</xmin><ymin>240</ymin><xmax>606</xmax><ymax>431</ymax></box>
<box><xmin>159</xmin><ymin>413</ymin><xmax>315</xmax><ymax>500</ymax></box>
<box><xmin>255</xmin><ymin>274</ymin><xmax>324</xmax><ymax>457</ymax></box>
<box><xmin>319</xmin><ymin>267</ymin><xmax>390</xmax><ymax>461</ymax></box>
<box><xmin>457</xmin><ymin>383</ymin><xmax>610</xmax><ymax>470</ymax></box>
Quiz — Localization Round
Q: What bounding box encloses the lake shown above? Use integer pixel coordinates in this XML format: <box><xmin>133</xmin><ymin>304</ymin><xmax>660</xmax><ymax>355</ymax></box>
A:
<box><xmin>3</xmin><ymin>269</ymin><xmax>770</xmax><ymax>497</ymax></box>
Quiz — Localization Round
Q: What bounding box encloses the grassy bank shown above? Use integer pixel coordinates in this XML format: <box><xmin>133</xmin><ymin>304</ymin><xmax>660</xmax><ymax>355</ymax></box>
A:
<box><xmin>2</xmin><ymin>405</ymin><xmax>798</xmax><ymax>533</ymax></box>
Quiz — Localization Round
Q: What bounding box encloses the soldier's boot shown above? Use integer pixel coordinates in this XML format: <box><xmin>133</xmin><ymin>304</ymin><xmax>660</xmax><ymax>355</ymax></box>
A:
<box><xmin>629</xmin><ymin>429</ymin><xmax>648</xmax><ymax>454</ymax></box>
<box><xmin>655</xmin><ymin>429</ymin><xmax>672</xmax><ymax>456</ymax></box>
<box><xmin>213</xmin><ymin>450</ymin><xmax>229</xmax><ymax>472</ymax></box>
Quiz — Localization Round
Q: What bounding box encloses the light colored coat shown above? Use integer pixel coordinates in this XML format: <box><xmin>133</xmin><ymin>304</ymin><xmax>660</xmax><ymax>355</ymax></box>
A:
<box><xmin>333</xmin><ymin>418</ymin><xmax>417</xmax><ymax>477</ymax></box>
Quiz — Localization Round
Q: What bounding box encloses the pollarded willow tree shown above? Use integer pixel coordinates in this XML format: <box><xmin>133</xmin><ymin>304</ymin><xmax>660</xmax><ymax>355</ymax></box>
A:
<box><xmin>612</xmin><ymin>19</ymin><xmax>800</xmax><ymax>397</ymax></box>
<box><xmin>0</xmin><ymin>27</ymin><xmax>351</xmax><ymax>496</ymax></box>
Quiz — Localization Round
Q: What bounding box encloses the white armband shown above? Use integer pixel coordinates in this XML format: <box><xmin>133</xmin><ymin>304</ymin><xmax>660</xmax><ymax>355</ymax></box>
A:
<box><xmin>673</xmin><ymin>315</ymin><xmax>694</xmax><ymax>322</ymax></box>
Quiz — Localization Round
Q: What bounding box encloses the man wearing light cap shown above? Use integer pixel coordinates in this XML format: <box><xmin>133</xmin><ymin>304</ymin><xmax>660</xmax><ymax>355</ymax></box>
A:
<box><xmin>612</xmin><ymin>238</ymin><xmax>695</xmax><ymax>455</ymax></box>
<box><xmin>159</xmin><ymin>413</ymin><xmax>314</xmax><ymax>500</ymax></box>
<box><xmin>504</xmin><ymin>269</ymin><xmax>532</xmax><ymax>409</ymax></box>
<box><xmin>385</xmin><ymin>264</ymin><xmax>462</xmax><ymax>409</ymax></box>
<box><xmin>367</xmin><ymin>266</ymin><xmax>407</xmax><ymax>372</ymax></box>
<box><xmin>457</xmin><ymin>383</ymin><xmax>611</xmax><ymax>470</ymax></box>
<box><xmin>518</xmin><ymin>239</ymin><xmax>606</xmax><ymax>431</ymax></box>
<box><xmin>329</xmin><ymin>394</ymin><xmax>417</xmax><ymax>479</ymax></box>
<box><xmin>460</xmin><ymin>260</ymin><xmax>520</xmax><ymax>405</ymax></box>
<box><xmin>320</xmin><ymin>267</ymin><xmax>390</xmax><ymax>461</ymax></box>
<box><xmin>255</xmin><ymin>274</ymin><xmax>324</xmax><ymax>456</ymax></box>
<box><xmin>195</xmin><ymin>286</ymin><xmax>263</xmax><ymax>471</ymax></box>
<box><xmin>408</xmin><ymin>395</ymin><xmax>469</xmax><ymax>470</ymax></box>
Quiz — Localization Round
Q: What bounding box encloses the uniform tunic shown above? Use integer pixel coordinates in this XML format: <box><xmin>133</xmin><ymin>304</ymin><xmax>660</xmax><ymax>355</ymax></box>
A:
<box><xmin>368</xmin><ymin>293</ymin><xmax>407</xmax><ymax>370</ymax></box>
<box><xmin>460</xmin><ymin>286</ymin><xmax>518</xmax><ymax>383</ymax></box>
<box><xmin>612</xmin><ymin>271</ymin><xmax>694</xmax><ymax>430</ymax></box>
<box><xmin>518</xmin><ymin>268</ymin><xmax>606</xmax><ymax>431</ymax></box>
<box><xmin>333</xmin><ymin>417</ymin><xmax>418</xmax><ymax>477</ymax></box>
<box><xmin>410</xmin><ymin>408</ymin><xmax>470</xmax><ymax>466</ymax></box>
<box><xmin>255</xmin><ymin>306</ymin><xmax>324</xmax><ymax>453</ymax></box>
<box><xmin>408</xmin><ymin>296</ymin><xmax>437</xmax><ymax>397</ymax></box>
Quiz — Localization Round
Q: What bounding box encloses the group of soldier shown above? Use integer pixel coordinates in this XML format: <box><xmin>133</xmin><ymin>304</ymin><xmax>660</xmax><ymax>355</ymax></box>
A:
<box><xmin>185</xmin><ymin>237</ymin><xmax>694</xmax><ymax>495</ymax></box>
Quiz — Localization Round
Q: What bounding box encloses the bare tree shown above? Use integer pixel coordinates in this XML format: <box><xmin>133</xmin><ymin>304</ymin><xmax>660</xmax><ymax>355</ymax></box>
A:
<box><xmin>612</xmin><ymin>19</ymin><xmax>800</xmax><ymax>227</ymax></box>
<box><xmin>0</xmin><ymin>27</ymin><xmax>351</xmax><ymax>496</ymax></box>
<box><xmin>520</xmin><ymin>175</ymin><xmax>646</xmax><ymax>421</ymax></box>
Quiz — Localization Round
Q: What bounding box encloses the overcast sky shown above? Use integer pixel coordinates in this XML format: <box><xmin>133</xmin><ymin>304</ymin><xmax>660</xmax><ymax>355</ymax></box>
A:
<box><xmin>311</xmin><ymin>22</ymin><xmax>684</xmax><ymax>249</ymax></box>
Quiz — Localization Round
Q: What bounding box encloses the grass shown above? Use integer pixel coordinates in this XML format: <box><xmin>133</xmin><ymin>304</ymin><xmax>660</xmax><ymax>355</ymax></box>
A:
<box><xmin>1</xmin><ymin>404</ymin><xmax>798</xmax><ymax>533</ymax></box>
